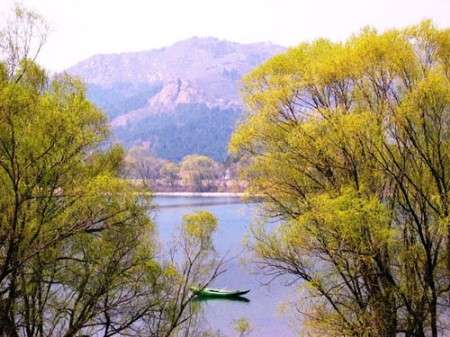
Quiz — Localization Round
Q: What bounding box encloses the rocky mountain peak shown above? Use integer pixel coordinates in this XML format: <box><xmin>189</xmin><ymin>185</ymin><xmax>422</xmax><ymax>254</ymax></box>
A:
<box><xmin>66</xmin><ymin>37</ymin><xmax>285</xmax><ymax>161</ymax></box>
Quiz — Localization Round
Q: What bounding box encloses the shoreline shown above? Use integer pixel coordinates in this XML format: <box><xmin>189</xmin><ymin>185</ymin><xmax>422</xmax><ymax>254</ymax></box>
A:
<box><xmin>153</xmin><ymin>192</ymin><xmax>246</xmax><ymax>198</ymax></box>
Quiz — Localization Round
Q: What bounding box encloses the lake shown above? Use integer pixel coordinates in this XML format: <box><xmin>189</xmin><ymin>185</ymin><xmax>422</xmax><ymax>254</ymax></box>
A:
<box><xmin>154</xmin><ymin>196</ymin><xmax>297</xmax><ymax>337</ymax></box>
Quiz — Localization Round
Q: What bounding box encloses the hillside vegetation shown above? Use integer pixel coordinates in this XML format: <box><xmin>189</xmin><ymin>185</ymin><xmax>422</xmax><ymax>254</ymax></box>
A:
<box><xmin>67</xmin><ymin>38</ymin><xmax>284</xmax><ymax>161</ymax></box>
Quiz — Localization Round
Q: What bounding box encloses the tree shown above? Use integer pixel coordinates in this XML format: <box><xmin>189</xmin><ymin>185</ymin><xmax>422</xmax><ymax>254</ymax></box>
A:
<box><xmin>0</xmin><ymin>53</ymin><xmax>157</xmax><ymax>335</ymax></box>
<box><xmin>230</xmin><ymin>21</ymin><xmax>449</xmax><ymax>337</ymax></box>
<box><xmin>125</xmin><ymin>146</ymin><xmax>165</xmax><ymax>189</ymax></box>
<box><xmin>0</xmin><ymin>4</ymin><xmax>48</xmax><ymax>79</ymax></box>
<box><xmin>0</xmin><ymin>7</ymin><xmax>223</xmax><ymax>337</ymax></box>
<box><xmin>179</xmin><ymin>155</ymin><xmax>220</xmax><ymax>192</ymax></box>
<box><xmin>156</xmin><ymin>211</ymin><xmax>225</xmax><ymax>337</ymax></box>
<box><xmin>160</xmin><ymin>161</ymin><xmax>179</xmax><ymax>189</ymax></box>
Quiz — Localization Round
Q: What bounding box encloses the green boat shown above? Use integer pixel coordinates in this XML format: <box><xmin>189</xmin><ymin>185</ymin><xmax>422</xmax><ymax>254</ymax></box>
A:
<box><xmin>190</xmin><ymin>286</ymin><xmax>250</xmax><ymax>298</ymax></box>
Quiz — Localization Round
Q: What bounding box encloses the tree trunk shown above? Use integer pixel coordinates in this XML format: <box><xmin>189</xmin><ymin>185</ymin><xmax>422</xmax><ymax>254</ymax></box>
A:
<box><xmin>0</xmin><ymin>307</ymin><xmax>18</xmax><ymax>337</ymax></box>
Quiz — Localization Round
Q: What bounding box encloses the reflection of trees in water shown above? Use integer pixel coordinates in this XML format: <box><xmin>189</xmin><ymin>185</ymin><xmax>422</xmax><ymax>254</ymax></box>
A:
<box><xmin>157</xmin><ymin>200</ymin><xmax>250</xmax><ymax>209</ymax></box>
<box><xmin>191</xmin><ymin>297</ymin><xmax>252</xmax><ymax>337</ymax></box>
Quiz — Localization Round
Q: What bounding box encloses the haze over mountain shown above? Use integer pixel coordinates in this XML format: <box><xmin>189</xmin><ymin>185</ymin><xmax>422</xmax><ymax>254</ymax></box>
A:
<box><xmin>67</xmin><ymin>37</ymin><xmax>284</xmax><ymax>161</ymax></box>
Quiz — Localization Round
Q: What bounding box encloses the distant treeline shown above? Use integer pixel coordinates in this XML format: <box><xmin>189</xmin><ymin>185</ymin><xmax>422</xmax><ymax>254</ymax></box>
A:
<box><xmin>124</xmin><ymin>146</ymin><xmax>246</xmax><ymax>192</ymax></box>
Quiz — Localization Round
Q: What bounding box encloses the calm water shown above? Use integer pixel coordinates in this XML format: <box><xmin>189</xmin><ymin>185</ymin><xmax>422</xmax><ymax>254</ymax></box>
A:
<box><xmin>154</xmin><ymin>196</ymin><xmax>296</xmax><ymax>337</ymax></box>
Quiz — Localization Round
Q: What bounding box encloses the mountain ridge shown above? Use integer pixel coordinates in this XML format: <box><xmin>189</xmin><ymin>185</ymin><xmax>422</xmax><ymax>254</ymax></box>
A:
<box><xmin>67</xmin><ymin>37</ymin><xmax>285</xmax><ymax>161</ymax></box>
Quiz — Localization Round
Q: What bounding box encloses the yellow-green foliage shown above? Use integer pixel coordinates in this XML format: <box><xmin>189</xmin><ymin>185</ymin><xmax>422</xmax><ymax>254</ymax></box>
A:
<box><xmin>231</xmin><ymin>21</ymin><xmax>449</xmax><ymax>337</ymax></box>
<box><xmin>0</xmin><ymin>59</ymin><xmax>163</xmax><ymax>336</ymax></box>
<box><xmin>233</xmin><ymin>317</ymin><xmax>252</xmax><ymax>337</ymax></box>
<box><xmin>179</xmin><ymin>155</ymin><xmax>219</xmax><ymax>192</ymax></box>
<box><xmin>183</xmin><ymin>211</ymin><xmax>218</xmax><ymax>249</ymax></box>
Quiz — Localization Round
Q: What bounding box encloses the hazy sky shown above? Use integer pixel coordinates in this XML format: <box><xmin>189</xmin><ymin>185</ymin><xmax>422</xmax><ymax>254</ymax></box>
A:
<box><xmin>1</xmin><ymin>0</ymin><xmax>450</xmax><ymax>71</ymax></box>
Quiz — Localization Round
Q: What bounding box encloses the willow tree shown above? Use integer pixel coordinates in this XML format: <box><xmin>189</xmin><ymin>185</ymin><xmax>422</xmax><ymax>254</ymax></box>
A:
<box><xmin>179</xmin><ymin>155</ymin><xmax>220</xmax><ymax>192</ymax></box>
<box><xmin>0</xmin><ymin>6</ymin><xmax>222</xmax><ymax>337</ymax></box>
<box><xmin>230</xmin><ymin>21</ymin><xmax>449</xmax><ymax>337</ymax></box>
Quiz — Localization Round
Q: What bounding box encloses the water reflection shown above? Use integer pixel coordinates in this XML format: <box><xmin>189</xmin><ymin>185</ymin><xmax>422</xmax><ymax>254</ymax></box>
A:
<box><xmin>157</xmin><ymin>200</ymin><xmax>246</xmax><ymax>209</ymax></box>
<box><xmin>193</xmin><ymin>296</ymin><xmax>251</xmax><ymax>303</ymax></box>
<box><xmin>156</xmin><ymin>199</ymin><xmax>260</xmax><ymax>209</ymax></box>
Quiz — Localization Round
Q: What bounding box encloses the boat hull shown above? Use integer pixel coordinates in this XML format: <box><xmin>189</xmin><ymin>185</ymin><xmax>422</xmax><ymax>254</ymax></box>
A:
<box><xmin>191</xmin><ymin>287</ymin><xmax>250</xmax><ymax>298</ymax></box>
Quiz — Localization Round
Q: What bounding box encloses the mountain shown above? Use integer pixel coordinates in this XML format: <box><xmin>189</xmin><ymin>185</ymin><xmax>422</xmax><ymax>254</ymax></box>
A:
<box><xmin>67</xmin><ymin>37</ymin><xmax>285</xmax><ymax>161</ymax></box>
